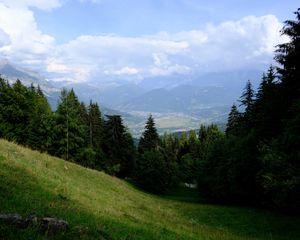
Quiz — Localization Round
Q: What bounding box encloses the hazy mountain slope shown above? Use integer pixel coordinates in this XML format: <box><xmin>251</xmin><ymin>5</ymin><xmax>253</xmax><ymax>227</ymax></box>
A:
<box><xmin>0</xmin><ymin>60</ymin><xmax>263</xmax><ymax>136</ymax></box>
<box><xmin>1</xmin><ymin>139</ymin><xmax>300</xmax><ymax>239</ymax></box>
<box><xmin>0</xmin><ymin>60</ymin><xmax>60</xmax><ymax>108</ymax></box>
<box><xmin>119</xmin><ymin>85</ymin><xmax>233</xmax><ymax>116</ymax></box>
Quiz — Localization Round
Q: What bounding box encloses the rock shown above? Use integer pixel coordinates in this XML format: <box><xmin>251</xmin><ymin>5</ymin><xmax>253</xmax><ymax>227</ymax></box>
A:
<box><xmin>0</xmin><ymin>213</ymin><xmax>69</xmax><ymax>236</ymax></box>
<box><xmin>0</xmin><ymin>214</ymin><xmax>28</xmax><ymax>229</ymax></box>
<box><xmin>39</xmin><ymin>217</ymin><xmax>69</xmax><ymax>236</ymax></box>
<box><xmin>27</xmin><ymin>214</ymin><xmax>38</xmax><ymax>225</ymax></box>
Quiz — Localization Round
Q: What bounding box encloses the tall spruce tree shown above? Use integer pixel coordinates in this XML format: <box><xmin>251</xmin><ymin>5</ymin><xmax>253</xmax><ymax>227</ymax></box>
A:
<box><xmin>53</xmin><ymin>89</ymin><xmax>85</xmax><ymax>162</ymax></box>
<box><xmin>26</xmin><ymin>85</ymin><xmax>54</xmax><ymax>152</ymax></box>
<box><xmin>138</xmin><ymin>114</ymin><xmax>160</xmax><ymax>153</ymax></box>
<box><xmin>225</xmin><ymin>104</ymin><xmax>241</xmax><ymax>135</ymax></box>
<box><xmin>239</xmin><ymin>80</ymin><xmax>255</xmax><ymax>115</ymax></box>
<box><xmin>0</xmin><ymin>77</ymin><xmax>12</xmax><ymax>139</ymax></box>
<box><xmin>275</xmin><ymin>8</ymin><xmax>300</xmax><ymax>104</ymax></box>
<box><xmin>103</xmin><ymin>115</ymin><xmax>135</xmax><ymax>177</ymax></box>
<box><xmin>88</xmin><ymin>101</ymin><xmax>103</xmax><ymax>149</ymax></box>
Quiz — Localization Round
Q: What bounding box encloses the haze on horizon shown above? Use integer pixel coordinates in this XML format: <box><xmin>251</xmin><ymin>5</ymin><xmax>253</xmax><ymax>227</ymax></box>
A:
<box><xmin>0</xmin><ymin>0</ymin><xmax>298</xmax><ymax>85</ymax></box>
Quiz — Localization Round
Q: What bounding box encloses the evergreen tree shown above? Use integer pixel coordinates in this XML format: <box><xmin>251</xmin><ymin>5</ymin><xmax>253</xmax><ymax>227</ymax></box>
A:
<box><xmin>138</xmin><ymin>114</ymin><xmax>160</xmax><ymax>153</ymax></box>
<box><xmin>103</xmin><ymin>115</ymin><xmax>135</xmax><ymax>177</ymax></box>
<box><xmin>253</xmin><ymin>66</ymin><xmax>282</xmax><ymax>140</ymax></box>
<box><xmin>275</xmin><ymin>8</ymin><xmax>300</xmax><ymax>103</ymax></box>
<box><xmin>53</xmin><ymin>89</ymin><xmax>85</xmax><ymax>162</ymax></box>
<box><xmin>79</xmin><ymin>101</ymin><xmax>89</xmax><ymax>146</ymax></box>
<box><xmin>225</xmin><ymin>104</ymin><xmax>241</xmax><ymax>136</ymax></box>
<box><xmin>135</xmin><ymin>150</ymin><xmax>168</xmax><ymax>193</ymax></box>
<box><xmin>26</xmin><ymin>86</ymin><xmax>54</xmax><ymax>152</ymax></box>
<box><xmin>9</xmin><ymin>80</ymin><xmax>31</xmax><ymax>144</ymax></box>
<box><xmin>239</xmin><ymin>80</ymin><xmax>255</xmax><ymax>115</ymax></box>
<box><xmin>88</xmin><ymin>101</ymin><xmax>103</xmax><ymax>149</ymax></box>
<box><xmin>0</xmin><ymin>77</ymin><xmax>12</xmax><ymax>138</ymax></box>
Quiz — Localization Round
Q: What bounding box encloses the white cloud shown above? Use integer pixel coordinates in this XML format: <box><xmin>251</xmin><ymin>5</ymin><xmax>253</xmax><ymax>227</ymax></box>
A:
<box><xmin>0</xmin><ymin>3</ymin><xmax>55</xmax><ymax>67</ymax></box>
<box><xmin>0</xmin><ymin>2</ymin><xmax>288</xmax><ymax>84</ymax></box>
<box><xmin>113</xmin><ymin>67</ymin><xmax>139</xmax><ymax>76</ymax></box>
<box><xmin>51</xmin><ymin>14</ymin><xmax>285</xmax><ymax>82</ymax></box>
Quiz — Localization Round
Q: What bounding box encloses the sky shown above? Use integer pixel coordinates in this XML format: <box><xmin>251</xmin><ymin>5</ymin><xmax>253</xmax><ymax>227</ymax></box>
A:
<box><xmin>0</xmin><ymin>0</ymin><xmax>298</xmax><ymax>84</ymax></box>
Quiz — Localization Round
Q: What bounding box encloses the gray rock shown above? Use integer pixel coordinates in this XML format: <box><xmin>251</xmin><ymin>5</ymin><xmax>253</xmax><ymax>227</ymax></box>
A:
<box><xmin>39</xmin><ymin>217</ymin><xmax>69</xmax><ymax>236</ymax></box>
<box><xmin>0</xmin><ymin>214</ymin><xmax>28</xmax><ymax>229</ymax></box>
<box><xmin>0</xmin><ymin>213</ymin><xmax>69</xmax><ymax>236</ymax></box>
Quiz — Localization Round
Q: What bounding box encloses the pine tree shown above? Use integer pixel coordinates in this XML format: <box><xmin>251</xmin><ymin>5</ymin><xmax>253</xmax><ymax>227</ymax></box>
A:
<box><xmin>9</xmin><ymin>80</ymin><xmax>31</xmax><ymax>144</ymax></box>
<box><xmin>253</xmin><ymin>66</ymin><xmax>281</xmax><ymax>140</ymax></box>
<box><xmin>26</xmin><ymin>86</ymin><xmax>54</xmax><ymax>152</ymax></box>
<box><xmin>239</xmin><ymin>80</ymin><xmax>255</xmax><ymax>114</ymax></box>
<box><xmin>0</xmin><ymin>77</ymin><xmax>13</xmax><ymax>139</ymax></box>
<box><xmin>225</xmin><ymin>104</ymin><xmax>241</xmax><ymax>135</ymax></box>
<box><xmin>88</xmin><ymin>101</ymin><xmax>103</xmax><ymax>149</ymax></box>
<box><xmin>103</xmin><ymin>115</ymin><xmax>135</xmax><ymax>177</ymax></box>
<box><xmin>138</xmin><ymin>114</ymin><xmax>160</xmax><ymax>153</ymax></box>
<box><xmin>275</xmin><ymin>8</ymin><xmax>300</xmax><ymax>103</ymax></box>
<box><xmin>53</xmin><ymin>89</ymin><xmax>85</xmax><ymax>162</ymax></box>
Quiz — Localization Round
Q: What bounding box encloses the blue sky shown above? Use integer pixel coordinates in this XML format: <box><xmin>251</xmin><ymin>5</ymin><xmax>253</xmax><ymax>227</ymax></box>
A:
<box><xmin>34</xmin><ymin>0</ymin><xmax>299</xmax><ymax>44</ymax></box>
<box><xmin>0</xmin><ymin>0</ymin><xmax>298</xmax><ymax>83</ymax></box>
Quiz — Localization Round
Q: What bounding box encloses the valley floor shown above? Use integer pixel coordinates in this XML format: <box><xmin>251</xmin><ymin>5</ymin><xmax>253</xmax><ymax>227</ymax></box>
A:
<box><xmin>0</xmin><ymin>139</ymin><xmax>299</xmax><ymax>240</ymax></box>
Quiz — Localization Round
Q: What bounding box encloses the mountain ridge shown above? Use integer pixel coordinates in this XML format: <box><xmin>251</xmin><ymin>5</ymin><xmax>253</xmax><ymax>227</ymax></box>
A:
<box><xmin>0</xmin><ymin>59</ymin><xmax>263</xmax><ymax>136</ymax></box>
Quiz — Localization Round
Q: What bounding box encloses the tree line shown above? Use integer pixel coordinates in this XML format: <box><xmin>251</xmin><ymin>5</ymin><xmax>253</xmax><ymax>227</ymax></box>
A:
<box><xmin>0</xmin><ymin>81</ymin><xmax>136</xmax><ymax>176</ymax></box>
<box><xmin>0</xmin><ymin>8</ymin><xmax>299</xmax><ymax>213</ymax></box>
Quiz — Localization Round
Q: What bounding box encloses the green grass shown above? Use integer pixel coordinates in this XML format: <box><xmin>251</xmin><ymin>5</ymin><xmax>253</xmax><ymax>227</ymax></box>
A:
<box><xmin>1</xmin><ymin>139</ymin><xmax>300</xmax><ymax>240</ymax></box>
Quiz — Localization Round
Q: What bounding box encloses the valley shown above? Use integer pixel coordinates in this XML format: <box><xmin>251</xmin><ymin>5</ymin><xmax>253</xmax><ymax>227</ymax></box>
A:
<box><xmin>0</xmin><ymin>60</ymin><xmax>261</xmax><ymax>136</ymax></box>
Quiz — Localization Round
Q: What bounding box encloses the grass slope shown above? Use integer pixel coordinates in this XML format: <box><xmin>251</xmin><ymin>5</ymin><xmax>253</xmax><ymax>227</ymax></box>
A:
<box><xmin>0</xmin><ymin>139</ymin><xmax>300</xmax><ymax>240</ymax></box>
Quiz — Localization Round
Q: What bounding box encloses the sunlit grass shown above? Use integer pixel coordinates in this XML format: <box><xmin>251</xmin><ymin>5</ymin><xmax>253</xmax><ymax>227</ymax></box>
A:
<box><xmin>1</xmin><ymin>139</ymin><xmax>299</xmax><ymax>239</ymax></box>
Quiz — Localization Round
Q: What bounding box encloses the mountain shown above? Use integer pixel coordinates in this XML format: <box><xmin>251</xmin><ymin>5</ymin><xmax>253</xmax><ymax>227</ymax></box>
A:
<box><xmin>0</xmin><ymin>60</ymin><xmax>263</xmax><ymax>136</ymax></box>
<box><xmin>117</xmin><ymin>84</ymin><xmax>240</xmax><ymax>123</ymax></box>
<box><xmin>188</xmin><ymin>70</ymin><xmax>263</xmax><ymax>89</ymax></box>
<box><xmin>0</xmin><ymin>60</ymin><xmax>60</xmax><ymax>108</ymax></box>
<box><xmin>119</xmin><ymin>85</ymin><xmax>234</xmax><ymax>113</ymax></box>
<box><xmin>135</xmin><ymin>70</ymin><xmax>262</xmax><ymax>91</ymax></box>
<box><xmin>64</xmin><ymin>82</ymin><xmax>146</xmax><ymax>108</ymax></box>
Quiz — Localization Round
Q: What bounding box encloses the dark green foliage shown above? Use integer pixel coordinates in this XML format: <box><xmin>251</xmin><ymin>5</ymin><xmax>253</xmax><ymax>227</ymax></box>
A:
<box><xmin>79</xmin><ymin>101</ymin><xmax>105</xmax><ymax>169</ymax></box>
<box><xmin>239</xmin><ymin>80</ymin><xmax>255</xmax><ymax>114</ymax></box>
<box><xmin>225</xmin><ymin>104</ymin><xmax>241</xmax><ymax>136</ymax></box>
<box><xmin>0</xmin><ymin>78</ymin><xmax>54</xmax><ymax>151</ymax></box>
<box><xmin>138</xmin><ymin>114</ymin><xmax>160</xmax><ymax>153</ymax></box>
<box><xmin>135</xmin><ymin>150</ymin><xmax>168</xmax><ymax>193</ymax></box>
<box><xmin>178</xmin><ymin>153</ymin><xmax>196</xmax><ymax>183</ymax></box>
<box><xmin>87</xmin><ymin>101</ymin><xmax>103</xmax><ymax>149</ymax></box>
<box><xmin>53</xmin><ymin>89</ymin><xmax>85</xmax><ymax>162</ymax></box>
<box><xmin>136</xmin><ymin>116</ymin><xmax>179</xmax><ymax>193</ymax></box>
<box><xmin>275</xmin><ymin>8</ymin><xmax>300</xmax><ymax>103</ymax></box>
<box><xmin>258</xmin><ymin>142</ymin><xmax>300</xmax><ymax>211</ymax></box>
<box><xmin>102</xmin><ymin>115</ymin><xmax>136</xmax><ymax>177</ymax></box>
<box><xmin>26</xmin><ymin>85</ymin><xmax>54</xmax><ymax>152</ymax></box>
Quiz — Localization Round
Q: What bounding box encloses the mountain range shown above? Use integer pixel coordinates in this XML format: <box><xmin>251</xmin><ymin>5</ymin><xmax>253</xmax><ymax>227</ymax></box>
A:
<box><xmin>0</xmin><ymin>60</ymin><xmax>263</xmax><ymax>136</ymax></box>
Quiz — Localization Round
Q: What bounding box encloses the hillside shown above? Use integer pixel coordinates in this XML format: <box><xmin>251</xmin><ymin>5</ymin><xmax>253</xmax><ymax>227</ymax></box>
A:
<box><xmin>0</xmin><ymin>139</ymin><xmax>300</xmax><ymax>239</ymax></box>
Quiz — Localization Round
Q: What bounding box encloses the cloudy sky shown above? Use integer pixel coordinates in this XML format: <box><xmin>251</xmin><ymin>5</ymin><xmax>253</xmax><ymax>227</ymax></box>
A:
<box><xmin>0</xmin><ymin>0</ymin><xmax>298</xmax><ymax>83</ymax></box>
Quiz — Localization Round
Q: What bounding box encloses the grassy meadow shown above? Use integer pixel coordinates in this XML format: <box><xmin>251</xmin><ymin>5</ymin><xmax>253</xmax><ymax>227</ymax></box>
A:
<box><xmin>0</xmin><ymin>139</ymin><xmax>299</xmax><ymax>240</ymax></box>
